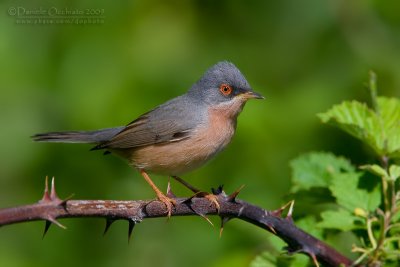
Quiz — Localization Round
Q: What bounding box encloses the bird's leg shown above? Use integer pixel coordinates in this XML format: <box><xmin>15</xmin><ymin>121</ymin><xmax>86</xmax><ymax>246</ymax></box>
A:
<box><xmin>140</xmin><ymin>170</ymin><xmax>176</xmax><ymax>217</ymax></box>
<box><xmin>172</xmin><ymin>176</ymin><xmax>201</xmax><ymax>193</ymax></box>
<box><xmin>172</xmin><ymin>176</ymin><xmax>220</xmax><ymax>212</ymax></box>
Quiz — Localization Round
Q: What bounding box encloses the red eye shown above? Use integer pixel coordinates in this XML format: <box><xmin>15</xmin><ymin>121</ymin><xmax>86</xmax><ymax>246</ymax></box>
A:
<box><xmin>219</xmin><ymin>84</ymin><xmax>232</xmax><ymax>96</ymax></box>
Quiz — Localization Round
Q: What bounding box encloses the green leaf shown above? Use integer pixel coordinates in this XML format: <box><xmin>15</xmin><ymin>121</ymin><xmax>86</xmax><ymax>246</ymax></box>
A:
<box><xmin>250</xmin><ymin>252</ymin><xmax>278</xmax><ymax>267</ymax></box>
<box><xmin>378</xmin><ymin>97</ymin><xmax>400</xmax><ymax>157</ymax></box>
<box><xmin>329</xmin><ymin>172</ymin><xmax>381</xmax><ymax>212</ymax></box>
<box><xmin>360</xmin><ymin>164</ymin><xmax>388</xmax><ymax>178</ymax></box>
<box><xmin>318</xmin><ymin>97</ymin><xmax>400</xmax><ymax>158</ymax></box>
<box><xmin>250</xmin><ymin>252</ymin><xmax>309</xmax><ymax>267</ymax></box>
<box><xmin>317</xmin><ymin>209</ymin><xmax>359</xmax><ymax>231</ymax></box>
<box><xmin>296</xmin><ymin>216</ymin><xmax>323</xmax><ymax>239</ymax></box>
<box><xmin>318</xmin><ymin>101</ymin><xmax>384</xmax><ymax>155</ymax></box>
<box><xmin>290</xmin><ymin>152</ymin><xmax>354</xmax><ymax>192</ymax></box>
<box><xmin>286</xmin><ymin>255</ymin><xmax>309</xmax><ymax>267</ymax></box>
<box><xmin>389</xmin><ymin>165</ymin><xmax>400</xmax><ymax>181</ymax></box>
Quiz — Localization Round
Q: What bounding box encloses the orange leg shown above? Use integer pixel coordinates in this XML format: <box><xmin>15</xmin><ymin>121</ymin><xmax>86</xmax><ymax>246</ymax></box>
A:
<box><xmin>172</xmin><ymin>176</ymin><xmax>220</xmax><ymax>212</ymax></box>
<box><xmin>140</xmin><ymin>170</ymin><xmax>176</xmax><ymax>217</ymax></box>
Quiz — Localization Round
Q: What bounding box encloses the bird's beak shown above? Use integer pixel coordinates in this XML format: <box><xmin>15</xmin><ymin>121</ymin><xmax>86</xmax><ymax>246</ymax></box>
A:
<box><xmin>243</xmin><ymin>90</ymin><xmax>265</xmax><ymax>100</ymax></box>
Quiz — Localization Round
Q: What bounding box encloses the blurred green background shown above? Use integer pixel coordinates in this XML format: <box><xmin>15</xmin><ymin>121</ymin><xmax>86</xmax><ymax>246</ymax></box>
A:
<box><xmin>1</xmin><ymin>0</ymin><xmax>400</xmax><ymax>266</ymax></box>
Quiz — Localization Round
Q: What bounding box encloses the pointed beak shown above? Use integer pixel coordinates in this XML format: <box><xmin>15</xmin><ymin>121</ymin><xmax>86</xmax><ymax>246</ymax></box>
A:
<box><xmin>243</xmin><ymin>90</ymin><xmax>265</xmax><ymax>100</ymax></box>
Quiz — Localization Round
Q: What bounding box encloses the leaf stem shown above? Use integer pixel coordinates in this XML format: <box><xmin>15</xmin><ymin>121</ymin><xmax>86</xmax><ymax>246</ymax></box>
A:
<box><xmin>368</xmin><ymin>70</ymin><xmax>379</xmax><ymax>115</ymax></box>
<box><xmin>369</xmin><ymin>155</ymin><xmax>397</xmax><ymax>264</ymax></box>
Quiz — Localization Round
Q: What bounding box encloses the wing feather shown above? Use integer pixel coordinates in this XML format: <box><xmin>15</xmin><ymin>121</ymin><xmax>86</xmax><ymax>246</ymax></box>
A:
<box><xmin>94</xmin><ymin>95</ymin><xmax>204</xmax><ymax>150</ymax></box>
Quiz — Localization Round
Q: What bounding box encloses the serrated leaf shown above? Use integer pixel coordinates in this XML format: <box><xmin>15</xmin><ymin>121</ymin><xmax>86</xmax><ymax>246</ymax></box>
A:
<box><xmin>318</xmin><ymin>101</ymin><xmax>384</xmax><ymax>155</ymax></box>
<box><xmin>360</xmin><ymin>164</ymin><xmax>388</xmax><ymax>178</ymax></box>
<box><xmin>318</xmin><ymin>97</ymin><xmax>400</xmax><ymax>159</ymax></box>
<box><xmin>378</xmin><ymin>97</ymin><xmax>400</xmax><ymax>157</ymax></box>
<box><xmin>317</xmin><ymin>209</ymin><xmax>358</xmax><ymax>231</ymax></box>
<box><xmin>329</xmin><ymin>172</ymin><xmax>381</xmax><ymax>212</ymax></box>
<box><xmin>389</xmin><ymin>165</ymin><xmax>400</xmax><ymax>181</ymax></box>
<box><xmin>290</xmin><ymin>152</ymin><xmax>355</xmax><ymax>192</ymax></box>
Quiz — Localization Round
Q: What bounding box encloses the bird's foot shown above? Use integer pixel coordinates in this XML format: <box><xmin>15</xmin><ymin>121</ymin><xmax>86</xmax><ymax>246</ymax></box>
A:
<box><xmin>205</xmin><ymin>193</ymin><xmax>220</xmax><ymax>213</ymax></box>
<box><xmin>194</xmin><ymin>191</ymin><xmax>220</xmax><ymax>213</ymax></box>
<box><xmin>171</xmin><ymin>176</ymin><xmax>220</xmax><ymax>212</ymax></box>
<box><xmin>156</xmin><ymin>191</ymin><xmax>176</xmax><ymax>218</ymax></box>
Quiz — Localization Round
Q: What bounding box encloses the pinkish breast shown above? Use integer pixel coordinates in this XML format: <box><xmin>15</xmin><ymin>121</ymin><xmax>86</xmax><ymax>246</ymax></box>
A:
<box><xmin>127</xmin><ymin>104</ymin><xmax>239</xmax><ymax>176</ymax></box>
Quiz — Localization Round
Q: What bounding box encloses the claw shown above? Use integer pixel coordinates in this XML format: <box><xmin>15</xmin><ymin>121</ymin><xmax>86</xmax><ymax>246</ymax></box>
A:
<box><xmin>140</xmin><ymin>170</ymin><xmax>176</xmax><ymax>218</ymax></box>
<box><xmin>204</xmin><ymin>194</ymin><xmax>220</xmax><ymax>213</ymax></box>
<box><xmin>157</xmin><ymin>194</ymin><xmax>176</xmax><ymax>218</ymax></box>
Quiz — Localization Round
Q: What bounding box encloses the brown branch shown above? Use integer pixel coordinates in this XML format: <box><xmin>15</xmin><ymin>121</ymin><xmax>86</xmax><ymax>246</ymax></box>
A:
<box><xmin>0</xmin><ymin>178</ymin><xmax>354</xmax><ymax>267</ymax></box>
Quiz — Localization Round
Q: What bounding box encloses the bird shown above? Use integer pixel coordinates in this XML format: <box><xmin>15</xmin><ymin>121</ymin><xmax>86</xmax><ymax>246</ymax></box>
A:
<box><xmin>32</xmin><ymin>61</ymin><xmax>264</xmax><ymax>216</ymax></box>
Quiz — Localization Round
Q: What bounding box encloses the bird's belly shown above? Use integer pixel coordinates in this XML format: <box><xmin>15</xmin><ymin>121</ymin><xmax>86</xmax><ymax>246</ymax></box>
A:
<box><xmin>128</xmin><ymin>120</ymin><xmax>235</xmax><ymax>176</ymax></box>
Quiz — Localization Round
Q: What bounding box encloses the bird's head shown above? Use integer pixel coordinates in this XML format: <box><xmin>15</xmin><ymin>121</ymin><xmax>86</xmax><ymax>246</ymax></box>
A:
<box><xmin>188</xmin><ymin>61</ymin><xmax>264</xmax><ymax>117</ymax></box>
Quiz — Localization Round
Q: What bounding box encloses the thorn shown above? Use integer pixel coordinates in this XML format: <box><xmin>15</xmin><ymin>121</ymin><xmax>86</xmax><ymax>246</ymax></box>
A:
<box><xmin>310</xmin><ymin>253</ymin><xmax>320</xmax><ymax>267</ymax></box>
<box><xmin>266</xmin><ymin>224</ymin><xmax>277</xmax><ymax>235</ymax></box>
<box><xmin>40</xmin><ymin>176</ymin><xmax>66</xmax><ymax>206</ymax></box>
<box><xmin>219</xmin><ymin>216</ymin><xmax>231</xmax><ymax>238</ymax></box>
<box><xmin>271</xmin><ymin>200</ymin><xmax>295</xmax><ymax>218</ymax></box>
<box><xmin>198</xmin><ymin>213</ymin><xmax>214</xmax><ymax>227</ymax></box>
<box><xmin>47</xmin><ymin>216</ymin><xmax>66</xmax><ymax>229</ymax></box>
<box><xmin>60</xmin><ymin>193</ymin><xmax>74</xmax><ymax>207</ymax></box>
<box><xmin>166</xmin><ymin>180</ymin><xmax>176</xmax><ymax>198</ymax></box>
<box><xmin>211</xmin><ymin>185</ymin><xmax>224</xmax><ymax>195</ymax></box>
<box><xmin>42</xmin><ymin>220</ymin><xmax>52</xmax><ymax>238</ymax></box>
<box><xmin>227</xmin><ymin>185</ymin><xmax>245</xmax><ymax>202</ymax></box>
<box><xmin>128</xmin><ymin>219</ymin><xmax>136</xmax><ymax>243</ymax></box>
<box><xmin>50</xmin><ymin>177</ymin><xmax>60</xmax><ymax>201</ymax></box>
<box><xmin>42</xmin><ymin>216</ymin><xmax>66</xmax><ymax>238</ymax></box>
<box><xmin>41</xmin><ymin>176</ymin><xmax>51</xmax><ymax>203</ymax></box>
<box><xmin>182</xmin><ymin>192</ymin><xmax>201</xmax><ymax>204</ymax></box>
<box><xmin>182</xmin><ymin>196</ymin><xmax>214</xmax><ymax>226</ymax></box>
<box><xmin>103</xmin><ymin>218</ymin><xmax>116</xmax><ymax>236</ymax></box>
<box><xmin>287</xmin><ymin>200</ymin><xmax>295</xmax><ymax>219</ymax></box>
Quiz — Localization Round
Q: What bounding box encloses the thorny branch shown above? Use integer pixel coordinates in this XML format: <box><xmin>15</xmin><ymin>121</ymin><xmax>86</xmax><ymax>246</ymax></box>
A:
<box><xmin>0</xmin><ymin>177</ymin><xmax>354</xmax><ymax>267</ymax></box>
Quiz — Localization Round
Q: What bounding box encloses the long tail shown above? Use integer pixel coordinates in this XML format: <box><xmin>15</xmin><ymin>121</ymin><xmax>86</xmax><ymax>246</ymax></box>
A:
<box><xmin>31</xmin><ymin>127</ymin><xmax>125</xmax><ymax>144</ymax></box>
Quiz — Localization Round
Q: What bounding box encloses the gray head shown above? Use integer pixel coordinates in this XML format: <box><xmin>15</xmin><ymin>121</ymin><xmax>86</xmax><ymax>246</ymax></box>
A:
<box><xmin>188</xmin><ymin>61</ymin><xmax>263</xmax><ymax>106</ymax></box>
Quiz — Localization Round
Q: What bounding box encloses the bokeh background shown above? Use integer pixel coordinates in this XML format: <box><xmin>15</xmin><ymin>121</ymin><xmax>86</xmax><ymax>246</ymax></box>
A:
<box><xmin>1</xmin><ymin>0</ymin><xmax>400</xmax><ymax>266</ymax></box>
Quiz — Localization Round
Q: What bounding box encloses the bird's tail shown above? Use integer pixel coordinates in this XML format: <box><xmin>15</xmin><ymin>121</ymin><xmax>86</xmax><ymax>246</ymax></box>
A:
<box><xmin>31</xmin><ymin>127</ymin><xmax>124</xmax><ymax>144</ymax></box>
